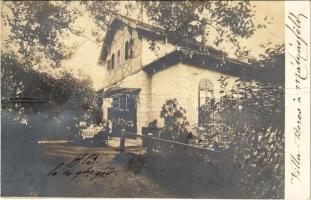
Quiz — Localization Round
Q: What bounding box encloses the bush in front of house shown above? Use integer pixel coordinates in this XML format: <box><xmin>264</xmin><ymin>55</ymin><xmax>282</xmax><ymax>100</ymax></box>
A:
<box><xmin>142</xmin><ymin>99</ymin><xmax>235</xmax><ymax>196</ymax></box>
<box><xmin>143</xmin><ymin>98</ymin><xmax>194</xmax><ymax>158</ymax></box>
<box><xmin>195</xmin><ymin>77</ymin><xmax>284</xmax><ymax>198</ymax></box>
<box><xmin>159</xmin><ymin>98</ymin><xmax>191</xmax><ymax>142</ymax></box>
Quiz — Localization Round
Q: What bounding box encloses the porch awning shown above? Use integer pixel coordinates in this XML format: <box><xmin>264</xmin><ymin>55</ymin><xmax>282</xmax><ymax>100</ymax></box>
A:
<box><xmin>103</xmin><ymin>87</ymin><xmax>141</xmax><ymax>98</ymax></box>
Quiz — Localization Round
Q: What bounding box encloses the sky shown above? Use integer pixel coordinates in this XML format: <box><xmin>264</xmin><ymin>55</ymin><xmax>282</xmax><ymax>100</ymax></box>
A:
<box><xmin>1</xmin><ymin>1</ymin><xmax>284</xmax><ymax>90</ymax></box>
<box><xmin>241</xmin><ymin>1</ymin><xmax>284</xmax><ymax>56</ymax></box>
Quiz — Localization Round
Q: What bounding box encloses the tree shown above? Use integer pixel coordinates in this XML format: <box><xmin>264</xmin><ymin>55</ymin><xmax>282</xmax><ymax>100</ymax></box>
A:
<box><xmin>2</xmin><ymin>1</ymin><xmax>269</xmax><ymax>69</ymax></box>
<box><xmin>81</xmin><ymin>1</ymin><xmax>268</xmax><ymax>57</ymax></box>
<box><xmin>196</xmin><ymin>72</ymin><xmax>284</xmax><ymax>198</ymax></box>
<box><xmin>1</xmin><ymin>1</ymin><xmax>117</xmax><ymax>138</ymax></box>
<box><xmin>1</xmin><ymin>1</ymin><xmax>281</xmax><ymax>142</ymax></box>
<box><xmin>80</xmin><ymin>1</ymin><xmax>120</xmax><ymax>43</ymax></box>
<box><xmin>140</xmin><ymin>1</ymin><xmax>266</xmax><ymax>56</ymax></box>
<box><xmin>2</xmin><ymin>1</ymin><xmax>83</xmax><ymax>68</ymax></box>
<box><xmin>1</xmin><ymin>1</ymin><xmax>122</xmax><ymax>67</ymax></box>
<box><xmin>1</xmin><ymin>52</ymin><xmax>94</xmax><ymax>104</ymax></box>
<box><xmin>1</xmin><ymin>52</ymin><xmax>97</xmax><ymax>138</ymax></box>
<box><xmin>256</xmin><ymin>44</ymin><xmax>285</xmax><ymax>84</ymax></box>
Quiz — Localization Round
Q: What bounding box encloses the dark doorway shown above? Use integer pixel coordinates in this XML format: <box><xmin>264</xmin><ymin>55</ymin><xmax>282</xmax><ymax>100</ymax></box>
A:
<box><xmin>108</xmin><ymin>92</ymin><xmax>138</xmax><ymax>138</ymax></box>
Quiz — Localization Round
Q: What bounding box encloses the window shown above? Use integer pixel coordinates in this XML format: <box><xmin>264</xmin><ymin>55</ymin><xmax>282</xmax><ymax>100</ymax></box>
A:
<box><xmin>107</xmin><ymin>59</ymin><xmax>111</xmax><ymax>70</ymax></box>
<box><xmin>111</xmin><ymin>53</ymin><xmax>115</xmax><ymax>69</ymax></box>
<box><xmin>198</xmin><ymin>79</ymin><xmax>214</xmax><ymax>125</ymax></box>
<box><xmin>199</xmin><ymin>79</ymin><xmax>214</xmax><ymax>106</ymax></box>
<box><xmin>117</xmin><ymin>50</ymin><xmax>120</xmax><ymax>66</ymax></box>
<box><xmin>125</xmin><ymin>41</ymin><xmax>129</xmax><ymax>60</ymax></box>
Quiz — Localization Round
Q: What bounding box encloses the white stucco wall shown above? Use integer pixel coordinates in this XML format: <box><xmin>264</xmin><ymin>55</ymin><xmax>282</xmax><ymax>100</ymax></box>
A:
<box><xmin>150</xmin><ymin>63</ymin><xmax>239</xmax><ymax>126</ymax></box>
<box><xmin>149</xmin><ymin>63</ymin><xmax>189</xmax><ymax>125</ymax></box>
<box><xmin>102</xmin><ymin>61</ymin><xmax>239</xmax><ymax>133</ymax></box>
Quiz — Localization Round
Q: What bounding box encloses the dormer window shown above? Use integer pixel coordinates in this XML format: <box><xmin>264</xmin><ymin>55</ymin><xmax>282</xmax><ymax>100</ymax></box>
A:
<box><xmin>111</xmin><ymin>53</ymin><xmax>115</xmax><ymax>69</ymax></box>
<box><xmin>125</xmin><ymin>41</ymin><xmax>129</xmax><ymax>60</ymax></box>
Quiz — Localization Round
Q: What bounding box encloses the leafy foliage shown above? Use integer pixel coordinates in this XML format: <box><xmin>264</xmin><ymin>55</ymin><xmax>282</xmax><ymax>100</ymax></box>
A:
<box><xmin>196</xmin><ymin>75</ymin><xmax>284</xmax><ymax>198</ymax></box>
<box><xmin>1</xmin><ymin>2</ymin><xmax>284</xmax><ymax>197</ymax></box>
<box><xmin>1</xmin><ymin>52</ymin><xmax>98</xmax><ymax>138</ymax></box>
<box><xmin>2</xmin><ymin>1</ymin><xmax>82</xmax><ymax>67</ymax></box>
<box><xmin>143</xmin><ymin>52</ymin><xmax>284</xmax><ymax>198</ymax></box>
<box><xmin>80</xmin><ymin>1</ymin><xmax>120</xmax><ymax>43</ymax></box>
<box><xmin>159</xmin><ymin>99</ymin><xmax>191</xmax><ymax>142</ymax></box>
<box><xmin>144</xmin><ymin>78</ymin><xmax>284</xmax><ymax>198</ymax></box>
<box><xmin>141</xmin><ymin>1</ymin><xmax>264</xmax><ymax>56</ymax></box>
<box><xmin>256</xmin><ymin>44</ymin><xmax>285</xmax><ymax>84</ymax></box>
<box><xmin>1</xmin><ymin>53</ymin><xmax>93</xmax><ymax>105</ymax></box>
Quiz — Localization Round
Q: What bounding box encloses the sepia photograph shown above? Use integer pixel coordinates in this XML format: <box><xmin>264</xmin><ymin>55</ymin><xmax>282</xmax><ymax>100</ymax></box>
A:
<box><xmin>0</xmin><ymin>1</ymin><xmax>309</xmax><ymax>199</ymax></box>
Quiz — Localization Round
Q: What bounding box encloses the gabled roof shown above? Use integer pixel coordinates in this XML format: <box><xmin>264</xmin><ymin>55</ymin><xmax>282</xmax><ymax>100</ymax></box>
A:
<box><xmin>100</xmin><ymin>15</ymin><xmax>280</xmax><ymax>84</ymax></box>
<box><xmin>143</xmin><ymin>49</ymin><xmax>283</xmax><ymax>84</ymax></box>
<box><xmin>99</xmin><ymin>14</ymin><xmax>231</xmax><ymax>63</ymax></box>
<box><xmin>144</xmin><ymin>49</ymin><xmax>255</xmax><ymax>79</ymax></box>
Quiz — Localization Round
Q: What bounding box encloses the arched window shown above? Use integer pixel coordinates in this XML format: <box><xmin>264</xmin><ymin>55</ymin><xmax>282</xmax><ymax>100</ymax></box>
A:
<box><xmin>117</xmin><ymin>50</ymin><xmax>120</xmax><ymax>67</ymax></box>
<box><xmin>198</xmin><ymin>79</ymin><xmax>214</xmax><ymax>125</ymax></box>
<box><xmin>107</xmin><ymin>59</ymin><xmax>111</xmax><ymax>70</ymax></box>
<box><xmin>125</xmin><ymin>41</ymin><xmax>129</xmax><ymax>60</ymax></box>
<box><xmin>199</xmin><ymin>79</ymin><xmax>214</xmax><ymax>107</ymax></box>
<box><xmin>111</xmin><ymin>53</ymin><xmax>115</xmax><ymax>69</ymax></box>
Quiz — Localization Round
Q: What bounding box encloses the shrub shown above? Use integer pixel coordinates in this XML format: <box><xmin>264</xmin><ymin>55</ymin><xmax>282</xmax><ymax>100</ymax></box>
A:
<box><xmin>144</xmin><ymin>78</ymin><xmax>284</xmax><ymax>198</ymax></box>
<box><xmin>159</xmin><ymin>98</ymin><xmax>191</xmax><ymax>142</ymax></box>
<box><xmin>197</xmin><ymin>77</ymin><xmax>284</xmax><ymax>198</ymax></box>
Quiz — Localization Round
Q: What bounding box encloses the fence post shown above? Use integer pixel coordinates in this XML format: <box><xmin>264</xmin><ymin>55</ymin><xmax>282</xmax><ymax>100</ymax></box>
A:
<box><xmin>120</xmin><ymin>128</ymin><xmax>125</xmax><ymax>152</ymax></box>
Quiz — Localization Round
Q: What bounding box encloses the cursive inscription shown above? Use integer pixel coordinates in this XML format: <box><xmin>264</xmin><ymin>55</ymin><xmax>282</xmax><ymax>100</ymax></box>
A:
<box><xmin>48</xmin><ymin>153</ymin><xmax>118</xmax><ymax>181</ymax></box>
<box><xmin>286</xmin><ymin>11</ymin><xmax>309</xmax><ymax>184</ymax></box>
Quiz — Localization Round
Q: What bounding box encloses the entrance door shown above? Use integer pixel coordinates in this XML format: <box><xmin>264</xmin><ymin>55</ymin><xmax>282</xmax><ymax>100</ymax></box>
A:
<box><xmin>108</xmin><ymin>92</ymin><xmax>137</xmax><ymax>138</ymax></box>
